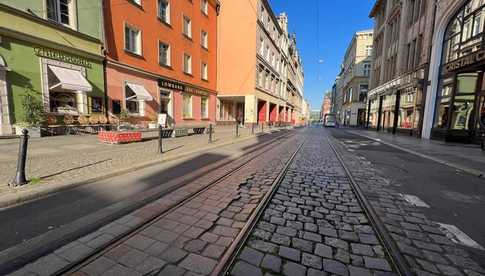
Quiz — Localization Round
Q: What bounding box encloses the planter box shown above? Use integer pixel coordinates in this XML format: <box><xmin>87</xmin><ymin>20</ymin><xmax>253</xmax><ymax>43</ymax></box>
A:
<box><xmin>98</xmin><ymin>131</ymin><xmax>142</xmax><ymax>144</ymax></box>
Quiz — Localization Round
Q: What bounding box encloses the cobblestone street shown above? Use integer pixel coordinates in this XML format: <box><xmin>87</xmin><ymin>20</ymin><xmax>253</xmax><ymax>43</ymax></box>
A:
<box><xmin>4</xmin><ymin>127</ymin><xmax>485</xmax><ymax>276</ymax></box>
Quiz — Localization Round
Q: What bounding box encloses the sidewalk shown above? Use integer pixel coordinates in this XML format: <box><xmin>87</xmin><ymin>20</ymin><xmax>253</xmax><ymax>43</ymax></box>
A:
<box><xmin>0</xmin><ymin>125</ymin><xmax>286</xmax><ymax>207</ymax></box>
<box><xmin>348</xmin><ymin>129</ymin><xmax>485</xmax><ymax>177</ymax></box>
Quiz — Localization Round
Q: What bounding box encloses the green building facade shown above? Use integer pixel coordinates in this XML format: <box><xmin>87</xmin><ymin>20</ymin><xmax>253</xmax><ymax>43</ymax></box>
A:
<box><xmin>0</xmin><ymin>1</ymin><xmax>105</xmax><ymax>135</ymax></box>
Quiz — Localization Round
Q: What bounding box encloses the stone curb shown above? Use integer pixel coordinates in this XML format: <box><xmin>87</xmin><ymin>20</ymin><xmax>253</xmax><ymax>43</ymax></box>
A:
<box><xmin>350</xmin><ymin>131</ymin><xmax>485</xmax><ymax>178</ymax></box>
<box><xmin>0</xmin><ymin>130</ymin><xmax>283</xmax><ymax>210</ymax></box>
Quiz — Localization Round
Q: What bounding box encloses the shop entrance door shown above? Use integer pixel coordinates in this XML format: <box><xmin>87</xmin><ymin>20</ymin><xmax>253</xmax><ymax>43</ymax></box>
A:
<box><xmin>447</xmin><ymin>72</ymin><xmax>480</xmax><ymax>142</ymax></box>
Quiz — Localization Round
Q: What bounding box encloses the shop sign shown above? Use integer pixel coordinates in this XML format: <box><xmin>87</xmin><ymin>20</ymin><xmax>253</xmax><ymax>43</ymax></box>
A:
<box><xmin>184</xmin><ymin>85</ymin><xmax>209</xmax><ymax>97</ymax></box>
<box><xmin>444</xmin><ymin>50</ymin><xmax>485</xmax><ymax>73</ymax></box>
<box><xmin>34</xmin><ymin>47</ymin><xmax>92</xmax><ymax>68</ymax></box>
<box><xmin>158</xmin><ymin>77</ymin><xmax>209</xmax><ymax>96</ymax></box>
<box><xmin>158</xmin><ymin>78</ymin><xmax>185</xmax><ymax>91</ymax></box>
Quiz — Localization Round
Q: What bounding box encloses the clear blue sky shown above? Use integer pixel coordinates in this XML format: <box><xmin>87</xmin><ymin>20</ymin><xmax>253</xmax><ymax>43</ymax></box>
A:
<box><xmin>270</xmin><ymin>0</ymin><xmax>375</xmax><ymax>110</ymax></box>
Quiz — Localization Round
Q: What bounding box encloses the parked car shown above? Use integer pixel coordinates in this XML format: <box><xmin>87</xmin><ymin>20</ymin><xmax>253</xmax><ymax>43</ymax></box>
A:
<box><xmin>324</xmin><ymin>114</ymin><xmax>337</xmax><ymax>127</ymax></box>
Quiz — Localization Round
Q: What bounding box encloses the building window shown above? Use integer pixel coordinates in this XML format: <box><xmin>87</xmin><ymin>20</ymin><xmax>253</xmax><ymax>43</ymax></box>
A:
<box><xmin>363</xmin><ymin>63</ymin><xmax>371</xmax><ymax>76</ymax></box>
<box><xmin>158</xmin><ymin>0</ymin><xmax>170</xmax><ymax>24</ymax></box>
<box><xmin>365</xmin><ymin>45</ymin><xmax>373</xmax><ymax>56</ymax></box>
<box><xmin>259</xmin><ymin>37</ymin><xmax>265</xmax><ymax>56</ymax></box>
<box><xmin>183</xmin><ymin>94</ymin><xmax>192</xmax><ymax>118</ymax></box>
<box><xmin>201</xmin><ymin>97</ymin><xmax>209</xmax><ymax>118</ymax></box>
<box><xmin>359</xmin><ymin>85</ymin><xmax>368</xmax><ymax>102</ymax></box>
<box><xmin>91</xmin><ymin>97</ymin><xmax>103</xmax><ymax>113</ymax></box>
<box><xmin>132</xmin><ymin>0</ymin><xmax>142</xmax><ymax>6</ymax></box>
<box><xmin>46</xmin><ymin>0</ymin><xmax>75</xmax><ymax>28</ymax></box>
<box><xmin>201</xmin><ymin>0</ymin><xmax>208</xmax><ymax>15</ymax></box>
<box><xmin>159</xmin><ymin>42</ymin><xmax>170</xmax><ymax>67</ymax></box>
<box><xmin>201</xmin><ymin>62</ymin><xmax>208</xmax><ymax>80</ymax></box>
<box><xmin>125</xmin><ymin>84</ymin><xmax>139</xmax><ymax>114</ymax></box>
<box><xmin>125</xmin><ymin>24</ymin><xmax>142</xmax><ymax>55</ymax></box>
<box><xmin>183</xmin><ymin>16</ymin><xmax>192</xmax><ymax>38</ymax></box>
<box><xmin>183</xmin><ymin>54</ymin><xmax>192</xmax><ymax>74</ymax></box>
<box><xmin>201</xmin><ymin>30</ymin><xmax>208</xmax><ymax>49</ymax></box>
<box><xmin>112</xmin><ymin>100</ymin><xmax>121</xmax><ymax>114</ymax></box>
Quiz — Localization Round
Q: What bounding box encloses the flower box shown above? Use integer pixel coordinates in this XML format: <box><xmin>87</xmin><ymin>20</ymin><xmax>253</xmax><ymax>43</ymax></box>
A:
<box><xmin>98</xmin><ymin>131</ymin><xmax>142</xmax><ymax>144</ymax></box>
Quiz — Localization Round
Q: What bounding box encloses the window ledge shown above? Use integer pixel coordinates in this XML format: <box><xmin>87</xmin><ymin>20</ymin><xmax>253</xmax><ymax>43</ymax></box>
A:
<box><xmin>158</xmin><ymin>18</ymin><xmax>172</xmax><ymax>28</ymax></box>
<box><xmin>125</xmin><ymin>50</ymin><xmax>144</xmax><ymax>59</ymax></box>
<box><xmin>183</xmin><ymin>34</ymin><xmax>193</xmax><ymax>41</ymax></box>
<box><xmin>127</xmin><ymin>0</ymin><xmax>144</xmax><ymax>10</ymax></box>
<box><xmin>201</xmin><ymin>46</ymin><xmax>209</xmax><ymax>52</ymax></box>
<box><xmin>184</xmin><ymin>72</ymin><xmax>194</xmax><ymax>77</ymax></box>
<box><xmin>183</xmin><ymin>117</ymin><xmax>195</xmax><ymax>120</ymax></box>
<box><xmin>201</xmin><ymin>78</ymin><xmax>209</xmax><ymax>83</ymax></box>
<box><xmin>160</xmin><ymin>63</ymin><xmax>173</xmax><ymax>70</ymax></box>
<box><xmin>201</xmin><ymin>118</ymin><xmax>210</xmax><ymax>121</ymax></box>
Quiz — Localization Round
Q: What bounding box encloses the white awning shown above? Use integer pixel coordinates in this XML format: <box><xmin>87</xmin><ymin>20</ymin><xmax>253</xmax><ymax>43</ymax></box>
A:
<box><xmin>48</xmin><ymin>65</ymin><xmax>92</xmax><ymax>92</ymax></box>
<box><xmin>126</xmin><ymin>82</ymin><xmax>154</xmax><ymax>101</ymax></box>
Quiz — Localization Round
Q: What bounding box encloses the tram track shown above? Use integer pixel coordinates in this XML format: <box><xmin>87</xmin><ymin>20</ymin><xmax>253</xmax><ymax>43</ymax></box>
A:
<box><xmin>212</xmin><ymin>139</ymin><xmax>306</xmax><ymax>276</ymax></box>
<box><xmin>327</xmin><ymin>136</ymin><xmax>414</xmax><ymax>276</ymax></box>
<box><xmin>53</xmin><ymin>129</ymin><xmax>301</xmax><ymax>276</ymax></box>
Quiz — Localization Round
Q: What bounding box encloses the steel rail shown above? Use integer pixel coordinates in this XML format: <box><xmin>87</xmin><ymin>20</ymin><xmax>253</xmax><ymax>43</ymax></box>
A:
<box><xmin>53</xmin><ymin>130</ymin><xmax>297</xmax><ymax>276</ymax></box>
<box><xmin>212</xmin><ymin>139</ymin><xmax>306</xmax><ymax>276</ymax></box>
<box><xmin>327</xmin><ymin>136</ymin><xmax>414</xmax><ymax>276</ymax></box>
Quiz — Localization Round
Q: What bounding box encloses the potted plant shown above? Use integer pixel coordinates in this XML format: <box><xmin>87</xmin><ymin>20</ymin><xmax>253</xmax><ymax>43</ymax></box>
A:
<box><xmin>15</xmin><ymin>86</ymin><xmax>46</xmax><ymax>138</ymax></box>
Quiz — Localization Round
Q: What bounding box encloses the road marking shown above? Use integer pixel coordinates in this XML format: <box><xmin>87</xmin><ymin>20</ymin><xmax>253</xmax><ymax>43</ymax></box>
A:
<box><xmin>436</xmin><ymin>223</ymin><xmax>485</xmax><ymax>250</ymax></box>
<box><xmin>400</xmin><ymin>194</ymin><xmax>431</xmax><ymax>208</ymax></box>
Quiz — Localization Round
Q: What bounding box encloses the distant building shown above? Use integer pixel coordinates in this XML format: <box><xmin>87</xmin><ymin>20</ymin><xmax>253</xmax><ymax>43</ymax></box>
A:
<box><xmin>320</xmin><ymin>93</ymin><xmax>331</xmax><ymax>120</ymax></box>
<box><xmin>216</xmin><ymin>0</ymin><xmax>304</xmax><ymax>126</ymax></box>
<box><xmin>340</xmin><ymin>30</ymin><xmax>373</xmax><ymax>127</ymax></box>
<box><xmin>368</xmin><ymin>0</ymin><xmax>434</xmax><ymax>136</ymax></box>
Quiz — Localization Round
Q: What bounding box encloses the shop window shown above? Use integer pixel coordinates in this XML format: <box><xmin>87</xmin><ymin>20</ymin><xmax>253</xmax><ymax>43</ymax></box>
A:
<box><xmin>46</xmin><ymin>0</ymin><xmax>76</xmax><ymax>29</ymax></box>
<box><xmin>183</xmin><ymin>94</ymin><xmax>192</xmax><ymax>118</ymax></box>
<box><xmin>201</xmin><ymin>97</ymin><xmax>209</xmax><ymax>118</ymax></box>
<box><xmin>112</xmin><ymin>100</ymin><xmax>121</xmax><ymax>114</ymax></box>
<box><xmin>159</xmin><ymin>42</ymin><xmax>171</xmax><ymax>66</ymax></box>
<box><xmin>183</xmin><ymin>54</ymin><xmax>192</xmax><ymax>74</ymax></box>
<box><xmin>50</xmin><ymin>93</ymin><xmax>77</xmax><ymax>114</ymax></box>
<box><xmin>183</xmin><ymin>16</ymin><xmax>192</xmax><ymax>38</ymax></box>
<box><xmin>158</xmin><ymin>0</ymin><xmax>170</xmax><ymax>24</ymax></box>
<box><xmin>125</xmin><ymin>84</ymin><xmax>142</xmax><ymax>115</ymax></box>
<box><xmin>125</xmin><ymin>24</ymin><xmax>142</xmax><ymax>55</ymax></box>
<box><xmin>91</xmin><ymin>97</ymin><xmax>103</xmax><ymax>113</ymax></box>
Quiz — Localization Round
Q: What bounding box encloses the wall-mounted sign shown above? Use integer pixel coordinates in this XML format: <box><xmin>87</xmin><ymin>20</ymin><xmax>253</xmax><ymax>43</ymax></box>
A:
<box><xmin>158</xmin><ymin>78</ymin><xmax>185</xmax><ymax>91</ymax></box>
<box><xmin>444</xmin><ymin>50</ymin><xmax>485</xmax><ymax>73</ymax></box>
<box><xmin>158</xmin><ymin>77</ymin><xmax>210</xmax><ymax>96</ymax></box>
<box><xmin>34</xmin><ymin>47</ymin><xmax>92</xmax><ymax>68</ymax></box>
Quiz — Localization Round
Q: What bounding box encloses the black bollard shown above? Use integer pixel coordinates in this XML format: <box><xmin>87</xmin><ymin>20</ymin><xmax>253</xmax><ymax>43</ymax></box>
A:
<box><xmin>158</xmin><ymin>125</ymin><xmax>163</xmax><ymax>154</ymax></box>
<box><xmin>208</xmin><ymin>123</ymin><xmax>213</xmax><ymax>143</ymax></box>
<box><xmin>14</xmin><ymin>129</ymin><xmax>29</xmax><ymax>186</ymax></box>
<box><xmin>235</xmin><ymin>121</ymin><xmax>239</xmax><ymax>137</ymax></box>
<box><xmin>261</xmin><ymin>123</ymin><xmax>264</xmax><ymax>133</ymax></box>
<box><xmin>251</xmin><ymin>123</ymin><xmax>254</xmax><ymax>135</ymax></box>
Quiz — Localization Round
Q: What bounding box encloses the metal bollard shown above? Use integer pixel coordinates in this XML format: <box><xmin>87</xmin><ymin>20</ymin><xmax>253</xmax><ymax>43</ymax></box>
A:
<box><xmin>261</xmin><ymin>123</ymin><xmax>264</xmax><ymax>133</ymax></box>
<box><xmin>208</xmin><ymin>123</ymin><xmax>213</xmax><ymax>143</ymax></box>
<box><xmin>251</xmin><ymin>123</ymin><xmax>254</xmax><ymax>135</ymax></box>
<box><xmin>14</xmin><ymin>129</ymin><xmax>29</xmax><ymax>186</ymax></box>
<box><xmin>158</xmin><ymin>125</ymin><xmax>163</xmax><ymax>154</ymax></box>
<box><xmin>235</xmin><ymin>121</ymin><xmax>239</xmax><ymax>137</ymax></box>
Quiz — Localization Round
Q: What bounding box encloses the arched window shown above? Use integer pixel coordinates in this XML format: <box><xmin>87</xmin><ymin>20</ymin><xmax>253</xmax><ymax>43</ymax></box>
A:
<box><xmin>434</xmin><ymin>0</ymin><xmax>485</xmax><ymax>139</ymax></box>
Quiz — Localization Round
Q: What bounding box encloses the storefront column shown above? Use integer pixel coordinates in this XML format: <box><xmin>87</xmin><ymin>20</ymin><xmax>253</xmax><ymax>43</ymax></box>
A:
<box><xmin>377</xmin><ymin>95</ymin><xmax>383</xmax><ymax>131</ymax></box>
<box><xmin>0</xmin><ymin>67</ymin><xmax>12</xmax><ymax>135</ymax></box>
<box><xmin>244</xmin><ymin>95</ymin><xmax>257</xmax><ymax>124</ymax></box>
<box><xmin>392</xmin><ymin>90</ymin><xmax>401</xmax><ymax>134</ymax></box>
